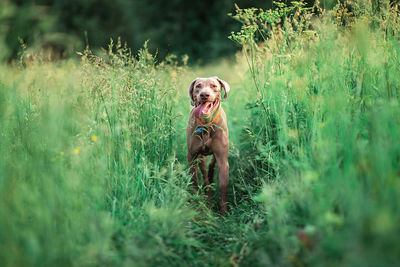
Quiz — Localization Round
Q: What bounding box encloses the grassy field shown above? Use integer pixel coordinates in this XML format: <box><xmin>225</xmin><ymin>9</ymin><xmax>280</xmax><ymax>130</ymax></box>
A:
<box><xmin>1</xmin><ymin>2</ymin><xmax>400</xmax><ymax>267</ymax></box>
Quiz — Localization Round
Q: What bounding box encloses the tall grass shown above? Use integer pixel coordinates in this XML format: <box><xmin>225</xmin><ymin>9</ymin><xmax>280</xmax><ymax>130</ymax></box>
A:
<box><xmin>0</xmin><ymin>41</ymin><xmax>205</xmax><ymax>266</ymax></box>
<box><xmin>230</xmin><ymin>1</ymin><xmax>400</xmax><ymax>265</ymax></box>
<box><xmin>1</xmin><ymin>1</ymin><xmax>400</xmax><ymax>266</ymax></box>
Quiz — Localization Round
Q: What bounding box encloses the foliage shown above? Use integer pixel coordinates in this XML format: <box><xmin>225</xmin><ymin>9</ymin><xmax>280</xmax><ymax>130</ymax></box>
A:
<box><xmin>0</xmin><ymin>0</ymin><xmax>276</xmax><ymax>63</ymax></box>
<box><xmin>1</xmin><ymin>0</ymin><xmax>400</xmax><ymax>266</ymax></box>
<box><xmin>229</xmin><ymin>0</ymin><xmax>400</xmax><ymax>265</ymax></box>
<box><xmin>0</xmin><ymin>42</ymin><xmax>203</xmax><ymax>266</ymax></box>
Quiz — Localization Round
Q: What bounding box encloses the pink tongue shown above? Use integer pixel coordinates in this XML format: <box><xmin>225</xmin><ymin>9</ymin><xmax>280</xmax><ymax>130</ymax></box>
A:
<box><xmin>194</xmin><ymin>103</ymin><xmax>206</xmax><ymax>118</ymax></box>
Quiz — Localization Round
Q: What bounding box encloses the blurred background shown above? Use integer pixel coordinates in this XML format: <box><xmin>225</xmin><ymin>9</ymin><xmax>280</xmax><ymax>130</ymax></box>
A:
<box><xmin>0</xmin><ymin>0</ymin><xmax>322</xmax><ymax>63</ymax></box>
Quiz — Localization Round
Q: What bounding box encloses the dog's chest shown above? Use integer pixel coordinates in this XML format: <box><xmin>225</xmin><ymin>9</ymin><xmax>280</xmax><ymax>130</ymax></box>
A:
<box><xmin>189</xmin><ymin>130</ymin><xmax>215</xmax><ymax>156</ymax></box>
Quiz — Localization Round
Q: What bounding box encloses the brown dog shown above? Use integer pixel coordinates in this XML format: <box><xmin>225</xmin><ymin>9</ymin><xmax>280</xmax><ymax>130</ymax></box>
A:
<box><xmin>186</xmin><ymin>77</ymin><xmax>230</xmax><ymax>215</ymax></box>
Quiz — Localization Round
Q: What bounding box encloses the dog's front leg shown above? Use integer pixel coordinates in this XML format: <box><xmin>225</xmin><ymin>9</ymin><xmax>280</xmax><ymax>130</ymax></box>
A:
<box><xmin>198</xmin><ymin>156</ymin><xmax>213</xmax><ymax>202</ymax></box>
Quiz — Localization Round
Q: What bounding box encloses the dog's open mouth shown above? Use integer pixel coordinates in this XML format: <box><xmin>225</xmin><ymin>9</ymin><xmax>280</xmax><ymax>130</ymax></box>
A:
<box><xmin>194</xmin><ymin>99</ymin><xmax>219</xmax><ymax>119</ymax></box>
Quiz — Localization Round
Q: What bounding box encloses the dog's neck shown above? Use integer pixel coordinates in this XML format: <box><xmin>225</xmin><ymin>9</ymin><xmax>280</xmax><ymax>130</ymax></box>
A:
<box><xmin>196</xmin><ymin>100</ymin><xmax>221</xmax><ymax>124</ymax></box>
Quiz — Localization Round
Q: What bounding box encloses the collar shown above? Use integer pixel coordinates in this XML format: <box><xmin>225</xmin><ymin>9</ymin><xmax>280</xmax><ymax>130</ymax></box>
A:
<box><xmin>195</xmin><ymin>107</ymin><xmax>221</xmax><ymax>133</ymax></box>
<box><xmin>196</xmin><ymin>108</ymin><xmax>220</xmax><ymax>127</ymax></box>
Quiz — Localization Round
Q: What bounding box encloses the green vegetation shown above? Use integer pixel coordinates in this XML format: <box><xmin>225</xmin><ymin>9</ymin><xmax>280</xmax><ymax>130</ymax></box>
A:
<box><xmin>0</xmin><ymin>0</ymin><xmax>276</xmax><ymax>62</ymax></box>
<box><xmin>1</xmin><ymin>1</ymin><xmax>400</xmax><ymax>266</ymax></box>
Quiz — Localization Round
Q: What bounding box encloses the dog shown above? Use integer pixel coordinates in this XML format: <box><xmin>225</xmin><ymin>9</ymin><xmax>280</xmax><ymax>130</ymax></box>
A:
<box><xmin>186</xmin><ymin>77</ymin><xmax>230</xmax><ymax>215</ymax></box>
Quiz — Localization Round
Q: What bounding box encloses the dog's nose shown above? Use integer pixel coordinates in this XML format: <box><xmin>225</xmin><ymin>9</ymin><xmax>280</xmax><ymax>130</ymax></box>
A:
<box><xmin>200</xmin><ymin>92</ymin><xmax>210</xmax><ymax>99</ymax></box>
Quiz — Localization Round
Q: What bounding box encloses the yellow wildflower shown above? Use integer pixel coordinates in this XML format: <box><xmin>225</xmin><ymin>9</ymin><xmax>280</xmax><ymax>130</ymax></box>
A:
<box><xmin>91</xmin><ymin>135</ymin><xmax>98</xmax><ymax>142</ymax></box>
<box><xmin>74</xmin><ymin>147</ymin><xmax>80</xmax><ymax>155</ymax></box>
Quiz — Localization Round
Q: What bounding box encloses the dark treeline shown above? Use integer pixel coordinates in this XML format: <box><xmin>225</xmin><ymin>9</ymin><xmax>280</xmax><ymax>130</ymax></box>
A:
<box><xmin>1</xmin><ymin>0</ymin><xmax>321</xmax><ymax>63</ymax></box>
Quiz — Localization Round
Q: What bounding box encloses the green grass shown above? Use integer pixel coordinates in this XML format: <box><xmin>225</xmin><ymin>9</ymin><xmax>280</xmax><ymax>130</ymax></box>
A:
<box><xmin>1</xmin><ymin>2</ymin><xmax>400</xmax><ymax>266</ymax></box>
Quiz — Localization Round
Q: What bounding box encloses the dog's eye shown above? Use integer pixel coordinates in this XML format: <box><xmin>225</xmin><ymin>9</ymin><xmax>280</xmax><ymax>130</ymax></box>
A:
<box><xmin>210</xmin><ymin>84</ymin><xmax>217</xmax><ymax>89</ymax></box>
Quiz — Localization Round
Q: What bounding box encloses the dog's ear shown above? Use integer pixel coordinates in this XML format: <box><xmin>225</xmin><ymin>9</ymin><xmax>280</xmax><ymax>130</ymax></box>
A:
<box><xmin>188</xmin><ymin>78</ymin><xmax>199</xmax><ymax>106</ymax></box>
<box><xmin>215</xmin><ymin>77</ymin><xmax>230</xmax><ymax>99</ymax></box>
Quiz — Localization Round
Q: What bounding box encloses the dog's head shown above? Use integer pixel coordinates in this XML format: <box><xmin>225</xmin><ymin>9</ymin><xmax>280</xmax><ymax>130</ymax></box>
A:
<box><xmin>188</xmin><ymin>77</ymin><xmax>230</xmax><ymax>119</ymax></box>
<box><xmin>188</xmin><ymin>77</ymin><xmax>230</xmax><ymax>107</ymax></box>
